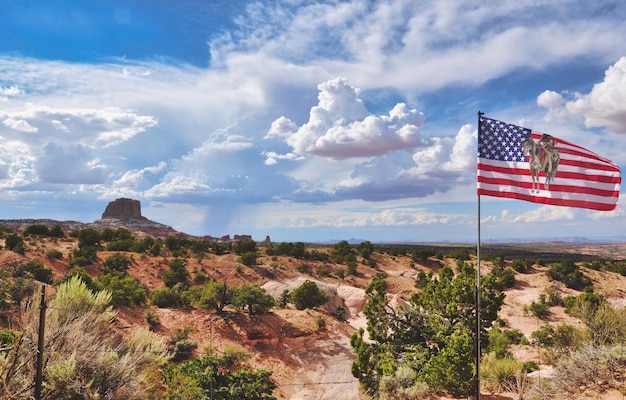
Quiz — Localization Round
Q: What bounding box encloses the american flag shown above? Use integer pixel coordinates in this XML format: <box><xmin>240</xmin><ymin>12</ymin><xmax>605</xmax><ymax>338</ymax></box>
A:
<box><xmin>477</xmin><ymin>116</ymin><xmax>621</xmax><ymax>211</ymax></box>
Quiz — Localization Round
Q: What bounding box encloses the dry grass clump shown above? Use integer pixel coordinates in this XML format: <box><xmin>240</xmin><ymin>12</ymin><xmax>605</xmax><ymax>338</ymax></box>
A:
<box><xmin>0</xmin><ymin>277</ymin><xmax>169</xmax><ymax>399</ymax></box>
<box><xmin>548</xmin><ymin>344</ymin><xmax>625</xmax><ymax>397</ymax></box>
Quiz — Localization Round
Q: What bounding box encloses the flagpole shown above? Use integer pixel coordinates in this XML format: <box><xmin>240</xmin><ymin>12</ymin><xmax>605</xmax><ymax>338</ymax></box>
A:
<box><xmin>476</xmin><ymin>111</ymin><xmax>484</xmax><ymax>400</ymax></box>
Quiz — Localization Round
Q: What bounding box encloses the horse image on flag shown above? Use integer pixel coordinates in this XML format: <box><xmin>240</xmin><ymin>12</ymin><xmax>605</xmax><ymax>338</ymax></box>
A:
<box><xmin>522</xmin><ymin>134</ymin><xmax>560</xmax><ymax>192</ymax></box>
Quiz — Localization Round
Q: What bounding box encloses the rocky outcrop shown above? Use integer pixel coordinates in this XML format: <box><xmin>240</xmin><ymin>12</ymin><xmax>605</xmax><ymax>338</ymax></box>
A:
<box><xmin>233</xmin><ymin>234</ymin><xmax>252</xmax><ymax>241</ymax></box>
<box><xmin>102</xmin><ymin>198</ymin><xmax>142</xmax><ymax>219</ymax></box>
<box><xmin>0</xmin><ymin>198</ymin><xmax>264</xmax><ymax>240</ymax></box>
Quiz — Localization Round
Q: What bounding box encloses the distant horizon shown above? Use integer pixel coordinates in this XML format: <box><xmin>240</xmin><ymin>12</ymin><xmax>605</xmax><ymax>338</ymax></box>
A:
<box><xmin>1</xmin><ymin>214</ymin><xmax>624</xmax><ymax>246</ymax></box>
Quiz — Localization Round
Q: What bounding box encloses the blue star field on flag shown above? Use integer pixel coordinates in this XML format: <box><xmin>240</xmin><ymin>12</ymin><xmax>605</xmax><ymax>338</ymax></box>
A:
<box><xmin>478</xmin><ymin>117</ymin><xmax>530</xmax><ymax>162</ymax></box>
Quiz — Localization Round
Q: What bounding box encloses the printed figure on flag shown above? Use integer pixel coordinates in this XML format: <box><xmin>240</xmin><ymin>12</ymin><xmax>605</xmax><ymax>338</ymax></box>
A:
<box><xmin>477</xmin><ymin>115</ymin><xmax>621</xmax><ymax>211</ymax></box>
<box><xmin>522</xmin><ymin>134</ymin><xmax>559</xmax><ymax>192</ymax></box>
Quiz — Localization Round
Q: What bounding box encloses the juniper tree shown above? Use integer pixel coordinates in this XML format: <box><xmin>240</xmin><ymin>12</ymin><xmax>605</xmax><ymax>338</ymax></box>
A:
<box><xmin>351</xmin><ymin>263</ymin><xmax>505</xmax><ymax>397</ymax></box>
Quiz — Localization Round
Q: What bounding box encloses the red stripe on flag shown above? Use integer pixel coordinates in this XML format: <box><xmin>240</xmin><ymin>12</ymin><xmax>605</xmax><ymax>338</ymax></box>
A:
<box><xmin>476</xmin><ymin>188</ymin><xmax>618</xmax><ymax>211</ymax></box>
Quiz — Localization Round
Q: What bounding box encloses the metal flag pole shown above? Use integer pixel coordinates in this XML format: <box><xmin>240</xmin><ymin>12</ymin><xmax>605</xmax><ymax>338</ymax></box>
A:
<box><xmin>476</xmin><ymin>111</ymin><xmax>484</xmax><ymax>400</ymax></box>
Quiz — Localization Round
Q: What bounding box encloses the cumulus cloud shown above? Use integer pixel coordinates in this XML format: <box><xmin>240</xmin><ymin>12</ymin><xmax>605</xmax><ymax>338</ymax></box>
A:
<box><xmin>539</xmin><ymin>57</ymin><xmax>626</xmax><ymax>133</ymax></box>
<box><xmin>268</xmin><ymin>77</ymin><xmax>424</xmax><ymax>161</ymax></box>
<box><xmin>511</xmin><ymin>205</ymin><xmax>577</xmax><ymax>223</ymax></box>
<box><xmin>331</xmin><ymin>124</ymin><xmax>476</xmax><ymax>201</ymax></box>
<box><xmin>0</xmin><ymin>86</ymin><xmax>22</xmax><ymax>102</ymax></box>
<box><xmin>265</xmin><ymin>116</ymin><xmax>298</xmax><ymax>139</ymax></box>
<box><xmin>537</xmin><ymin>90</ymin><xmax>565</xmax><ymax>109</ymax></box>
<box><xmin>0</xmin><ymin>101</ymin><xmax>158</xmax><ymax>188</ymax></box>
<box><xmin>566</xmin><ymin>56</ymin><xmax>626</xmax><ymax>133</ymax></box>
<box><xmin>2</xmin><ymin>118</ymin><xmax>38</xmax><ymax>132</ymax></box>
<box><xmin>0</xmin><ymin>86</ymin><xmax>22</xmax><ymax>96</ymax></box>
<box><xmin>113</xmin><ymin>161</ymin><xmax>167</xmax><ymax>188</ymax></box>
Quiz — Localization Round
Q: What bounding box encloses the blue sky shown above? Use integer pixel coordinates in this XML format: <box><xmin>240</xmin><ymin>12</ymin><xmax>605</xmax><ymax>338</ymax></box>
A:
<box><xmin>1</xmin><ymin>0</ymin><xmax>625</xmax><ymax>243</ymax></box>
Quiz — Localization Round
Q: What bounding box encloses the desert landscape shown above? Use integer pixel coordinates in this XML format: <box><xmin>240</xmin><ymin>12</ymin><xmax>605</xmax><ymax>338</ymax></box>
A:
<box><xmin>0</xmin><ymin>213</ymin><xmax>625</xmax><ymax>399</ymax></box>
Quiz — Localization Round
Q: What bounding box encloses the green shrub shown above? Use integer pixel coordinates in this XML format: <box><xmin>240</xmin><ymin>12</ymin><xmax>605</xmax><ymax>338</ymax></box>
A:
<box><xmin>0</xmin><ymin>330</ymin><xmax>17</xmax><ymax>347</ymax></box>
<box><xmin>316</xmin><ymin>268</ymin><xmax>331</xmax><ymax>277</ymax></box>
<box><xmin>564</xmin><ymin>292</ymin><xmax>604</xmax><ymax>314</ymax></box>
<box><xmin>528</xmin><ymin>299</ymin><xmax>550</xmax><ymax>319</ymax></box>
<box><xmin>57</xmin><ymin>268</ymin><xmax>95</xmax><ymax>291</ymax></box>
<box><xmin>238</xmin><ymin>251</ymin><xmax>257</xmax><ymax>266</ymax></box>
<box><xmin>162</xmin><ymin>354</ymin><xmax>276</xmax><ymax>399</ymax></box>
<box><xmin>296</xmin><ymin>263</ymin><xmax>311</xmax><ymax>274</ymax></box>
<box><xmin>13</xmin><ymin>260</ymin><xmax>53</xmax><ymax>284</ymax></box>
<box><xmin>46</xmin><ymin>248</ymin><xmax>63</xmax><ymax>260</ymax></box>
<box><xmin>544</xmin><ymin>285</ymin><xmax>563</xmax><ymax>306</ymax></box>
<box><xmin>546</xmin><ymin>260</ymin><xmax>592</xmax><ymax>291</ymax></box>
<box><xmin>105</xmin><ymin>239</ymin><xmax>136</xmax><ymax>251</ymax></box>
<box><xmin>24</xmin><ymin>224</ymin><xmax>50</xmax><ymax>236</ymax></box>
<box><xmin>72</xmin><ymin>245</ymin><xmax>98</xmax><ymax>263</ymax></box>
<box><xmin>5</xmin><ymin>234</ymin><xmax>25</xmax><ymax>253</ymax></box>
<box><xmin>510</xmin><ymin>259</ymin><xmax>532</xmax><ymax>273</ymax></box>
<box><xmin>290</xmin><ymin>280</ymin><xmax>329</xmax><ymax>310</ymax></box>
<box><xmin>69</xmin><ymin>256</ymin><xmax>93</xmax><ymax>267</ymax></box>
<box><xmin>162</xmin><ymin>258</ymin><xmax>189</xmax><ymax>288</ymax></box>
<box><xmin>606</xmin><ymin>261</ymin><xmax>626</xmax><ymax>276</ymax></box>
<box><xmin>232</xmin><ymin>284</ymin><xmax>274</xmax><ymax>315</ymax></box>
<box><xmin>102</xmin><ymin>253</ymin><xmax>133</xmax><ymax>272</ymax></box>
<box><xmin>531</xmin><ymin>325</ymin><xmax>556</xmax><ymax>347</ymax></box>
<box><xmin>480</xmin><ymin>352</ymin><xmax>523</xmax><ymax>394</ymax></box>
<box><xmin>146</xmin><ymin>309</ymin><xmax>160</xmax><ymax>330</ymax></box>
<box><xmin>151</xmin><ymin>288</ymin><xmax>185</xmax><ymax>308</ymax></box>
<box><xmin>332</xmin><ymin>305</ymin><xmax>346</xmax><ymax>321</ymax></box>
<box><xmin>347</xmin><ymin>261</ymin><xmax>358</xmax><ymax>275</ymax></box>
<box><xmin>94</xmin><ymin>271</ymin><xmax>147</xmax><ymax>306</ymax></box>
<box><xmin>486</xmin><ymin>328</ymin><xmax>527</xmax><ymax>358</ymax></box>
<box><xmin>167</xmin><ymin>327</ymin><xmax>197</xmax><ymax>361</ymax></box>
<box><xmin>316</xmin><ymin>315</ymin><xmax>326</xmax><ymax>330</ymax></box>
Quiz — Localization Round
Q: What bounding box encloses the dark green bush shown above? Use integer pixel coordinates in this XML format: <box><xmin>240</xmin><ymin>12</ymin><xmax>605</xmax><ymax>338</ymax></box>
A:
<box><xmin>146</xmin><ymin>309</ymin><xmax>160</xmax><ymax>330</ymax></box>
<box><xmin>24</xmin><ymin>224</ymin><xmax>50</xmax><ymax>236</ymax></box>
<box><xmin>546</xmin><ymin>260</ymin><xmax>592</xmax><ymax>291</ymax></box>
<box><xmin>167</xmin><ymin>327</ymin><xmax>197</xmax><ymax>361</ymax></box>
<box><xmin>105</xmin><ymin>239</ymin><xmax>136</xmax><ymax>251</ymax></box>
<box><xmin>528</xmin><ymin>296</ymin><xmax>551</xmax><ymax>319</ymax></box>
<box><xmin>94</xmin><ymin>271</ymin><xmax>146</xmax><ymax>306</ymax></box>
<box><xmin>511</xmin><ymin>259</ymin><xmax>533</xmax><ymax>273</ymax></box>
<box><xmin>151</xmin><ymin>288</ymin><xmax>186</xmax><ymax>308</ymax></box>
<box><xmin>46</xmin><ymin>249</ymin><xmax>63</xmax><ymax>260</ymax></box>
<box><xmin>5</xmin><ymin>234</ymin><xmax>24</xmax><ymax>253</ymax></box>
<box><xmin>290</xmin><ymin>280</ymin><xmax>329</xmax><ymax>310</ymax></box>
<box><xmin>103</xmin><ymin>253</ymin><xmax>133</xmax><ymax>272</ymax></box>
<box><xmin>13</xmin><ymin>260</ymin><xmax>52</xmax><ymax>284</ymax></box>
<box><xmin>162</xmin><ymin>258</ymin><xmax>189</xmax><ymax>288</ymax></box>
<box><xmin>239</xmin><ymin>251</ymin><xmax>257</xmax><ymax>266</ymax></box>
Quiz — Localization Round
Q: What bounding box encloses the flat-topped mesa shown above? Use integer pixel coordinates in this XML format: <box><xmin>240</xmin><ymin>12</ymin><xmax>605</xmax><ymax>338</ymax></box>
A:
<box><xmin>102</xmin><ymin>198</ymin><xmax>142</xmax><ymax>219</ymax></box>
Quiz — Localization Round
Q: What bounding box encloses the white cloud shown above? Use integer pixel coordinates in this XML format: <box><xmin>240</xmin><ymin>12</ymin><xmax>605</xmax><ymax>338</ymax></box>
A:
<box><xmin>537</xmin><ymin>90</ymin><xmax>565</xmax><ymax>109</ymax></box>
<box><xmin>511</xmin><ymin>205</ymin><xmax>577</xmax><ymax>224</ymax></box>
<box><xmin>262</xmin><ymin>151</ymin><xmax>303</xmax><ymax>166</ymax></box>
<box><xmin>2</xmin><ymin>118</ymin><xmax>38</xmax><ymax>132</ymax></box>
<box><xmin>0</xmin><ymin>86</ymin><xmax>22</xmax><ymax>96</ymax></box>
<box><xmin>272</xmin><ymin>77</ymin><xmax>424</xmax><ymax>160</ymax></box>
<box><xmin>538</xmin><ymin>57</ymin><xmax>626</xmax><ymax>133</ymax></box>
<box><xmin>0</xmin><ymin>105</ymin><xmax>157</xmax><ymax>148</ymax></box>
<box><xmin>113</xmin><ymin>161</ymin><xmax>167</xmax><ymax>188</ymax></box>
<box><xmin>566</xmin><ymin>56</ymin><xmax>626</xmax><ymax>133</ymax></box>
<box><xmin>265</xmin><ymin>116</ymin><xmax>298</xmax><ymax>139</ymax></box>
